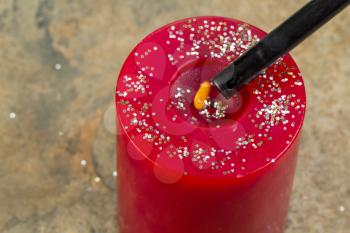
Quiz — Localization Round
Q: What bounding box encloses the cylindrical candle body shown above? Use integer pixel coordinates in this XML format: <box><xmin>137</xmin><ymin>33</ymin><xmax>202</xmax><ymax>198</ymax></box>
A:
<box><xmin>117</xmin><ymin>135</ymin><xmax>300</xmax><ymax>233</ymax></box>
<box><xmin>116</xmin><ymin>16</ymin><xmax>306</xmax><ymax>233</ymax></box>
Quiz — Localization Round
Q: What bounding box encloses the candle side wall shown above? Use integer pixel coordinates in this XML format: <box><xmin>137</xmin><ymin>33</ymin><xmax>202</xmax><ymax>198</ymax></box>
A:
<box><xmin>117</xmin><ymin>121</ymin><xmax>300</xmax><ymax>233</ymax></box>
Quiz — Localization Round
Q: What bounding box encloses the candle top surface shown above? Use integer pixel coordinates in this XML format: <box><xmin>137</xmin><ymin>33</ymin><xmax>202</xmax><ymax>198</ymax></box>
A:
<box><xmin>116</xmin><ymin>16</ymin><xmax>306</xmax><ymax>183</ymax></box>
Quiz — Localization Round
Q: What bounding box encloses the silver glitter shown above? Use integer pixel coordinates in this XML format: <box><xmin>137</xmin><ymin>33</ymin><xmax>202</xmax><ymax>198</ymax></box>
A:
<box><xmin>198</xmin><ymin>97</ymin><xmax>228</xmax><ymax>121</ymax></box>
<box><xmin>130</xmin><ymin>117</ymin><xmax>138</xmax><ymax>125</ymax></box>
<box><xmin>256</xmin><ymin>95</ymin><xmax>294</xmax><ymax>128</ymax></box>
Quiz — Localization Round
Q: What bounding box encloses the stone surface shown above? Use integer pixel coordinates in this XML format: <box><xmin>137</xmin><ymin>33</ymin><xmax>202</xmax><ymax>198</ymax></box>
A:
<box><xmin>0</xmin><ymin>0</ymin><xmax>349</xmax><ymax>232</ymax></box>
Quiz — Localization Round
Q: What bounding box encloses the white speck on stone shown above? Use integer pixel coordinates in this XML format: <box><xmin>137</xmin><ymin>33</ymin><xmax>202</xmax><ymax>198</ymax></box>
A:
<box><xmin>58</xmin><ymin>131</ymin><xmax>64</xmax><ymax>136</ymax></box>
<box><xmin>339</xmin><ymin>206</ymin><xmax>345</xmax><ymax>212</ymax></box>
<box><xmin>54</xmin><ymin>63</ymin><xmax>62</xmax><ymax>70</ymax></box>
<box><xmin>9</xmin><ymin>112</ymin><xmax>16</xmax><ymax>119</ymax></box>
<box><xmin>94</xmin><ymin>177</ymin><xmax>101</xmax><ymax>183</ymax></box>
<box><xmin>113</xmin><ymin>171</ymin><xmax>118</xmax><ymax>177</ymax></box>
<box><xmin>80</xmin><ymin>160</ymin><xmax>87</xmax><ymax>166</ymax></box>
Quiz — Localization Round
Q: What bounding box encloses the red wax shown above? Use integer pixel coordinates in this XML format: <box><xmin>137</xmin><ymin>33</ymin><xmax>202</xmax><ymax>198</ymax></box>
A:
<box><xmin>116</xmin><ymin>16</ymin><xmax>306</xmax><ymax>233</ymax></box>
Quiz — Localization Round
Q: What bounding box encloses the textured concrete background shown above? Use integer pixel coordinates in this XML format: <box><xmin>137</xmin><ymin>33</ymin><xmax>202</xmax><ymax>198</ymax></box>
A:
<box><xmin>0</xmin><ymin>0</ymin><xmax>349</xmax><ymax>232</ymax></box>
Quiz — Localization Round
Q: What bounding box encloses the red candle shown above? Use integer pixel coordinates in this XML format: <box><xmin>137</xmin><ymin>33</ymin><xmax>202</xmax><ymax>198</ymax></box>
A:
<box><xmin>116</xmin><ymin>16</ymin><xmax>306</xmax><ymax>233</ymax></box>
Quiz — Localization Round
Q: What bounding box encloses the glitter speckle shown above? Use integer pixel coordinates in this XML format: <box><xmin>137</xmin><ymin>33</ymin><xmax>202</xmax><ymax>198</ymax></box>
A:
<box><xmin>198</xmin><ymin>98</ymin><xmax>228</xmax><ymax>121</ymax></box>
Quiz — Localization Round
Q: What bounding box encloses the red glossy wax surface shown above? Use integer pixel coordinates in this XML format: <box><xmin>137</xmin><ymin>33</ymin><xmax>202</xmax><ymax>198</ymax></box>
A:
<box><xmin>116</xmin><ymin>16</ymin><xmax>306</xmax><ymax>233</ymax></box>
